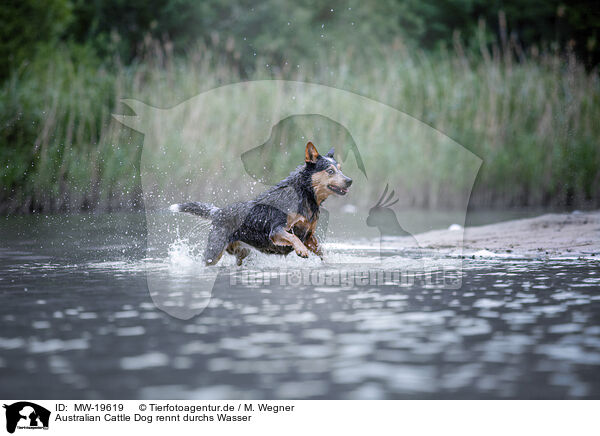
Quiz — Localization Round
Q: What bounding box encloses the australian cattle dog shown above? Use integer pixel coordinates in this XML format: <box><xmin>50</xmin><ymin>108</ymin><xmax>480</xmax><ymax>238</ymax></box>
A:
<box><xmin>170</xmin><ymin>142</ymin><xmax>353</xmax><ymax>265</ymax></box>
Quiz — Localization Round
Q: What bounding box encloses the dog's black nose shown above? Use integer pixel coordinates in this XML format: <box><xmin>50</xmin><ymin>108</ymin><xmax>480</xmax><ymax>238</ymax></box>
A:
<box><xmin>345</xmin><ymin>178</ymin><xmax>353</xmax><ymax>187</ymax></box>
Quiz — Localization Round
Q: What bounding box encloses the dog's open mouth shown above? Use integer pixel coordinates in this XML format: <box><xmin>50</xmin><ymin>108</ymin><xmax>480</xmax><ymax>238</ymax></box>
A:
<box><xmin>328</xmin><ymin>184</ymin><xmax>349</xmax><ymax>195</ymax></box>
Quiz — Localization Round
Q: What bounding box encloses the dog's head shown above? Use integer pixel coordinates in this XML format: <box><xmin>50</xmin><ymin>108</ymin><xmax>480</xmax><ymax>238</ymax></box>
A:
<box><xmin>304</xmin><ymin>142</ymin><xmax>353</xmax><ymax>204</ymax></box>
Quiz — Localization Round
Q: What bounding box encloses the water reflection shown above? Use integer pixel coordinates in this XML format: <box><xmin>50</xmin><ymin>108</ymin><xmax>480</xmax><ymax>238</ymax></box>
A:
<box><xmin>0</xmin><ymin>214</ymin><xmax>599</xmax><ymax>399</ymax></box>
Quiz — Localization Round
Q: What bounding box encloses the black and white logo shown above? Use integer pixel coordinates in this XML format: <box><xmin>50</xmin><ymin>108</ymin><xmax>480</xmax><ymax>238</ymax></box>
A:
<box><xmin>3</xmin><ymin>402</ymin><xmax>50</xmax><ymax>434</ymax></box>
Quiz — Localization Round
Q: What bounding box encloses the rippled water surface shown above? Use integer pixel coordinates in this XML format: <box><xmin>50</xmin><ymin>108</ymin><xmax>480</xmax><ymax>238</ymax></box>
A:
<box><xmin>1</xmin><ymin>213</ymin><xmax>599</xmax><ymax>399</ymax></box>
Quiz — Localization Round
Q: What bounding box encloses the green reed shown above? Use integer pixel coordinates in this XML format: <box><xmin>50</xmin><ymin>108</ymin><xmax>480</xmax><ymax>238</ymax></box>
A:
<box><xmin>1</xmin><ymin>40</ymin><xmax>598</xmax><ymax>214</ymax></box>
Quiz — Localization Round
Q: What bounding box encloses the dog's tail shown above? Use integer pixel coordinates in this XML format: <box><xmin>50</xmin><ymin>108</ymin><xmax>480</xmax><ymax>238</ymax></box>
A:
<box><xmin>169</xmin><ymin>202</ymin><xmax>220</xmax><ymax>219</ymax></box>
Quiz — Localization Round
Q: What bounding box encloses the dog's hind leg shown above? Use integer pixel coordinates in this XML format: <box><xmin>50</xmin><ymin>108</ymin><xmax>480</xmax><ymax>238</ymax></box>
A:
<box><xmin>204</xmin><ymin>225</ymin><xmax>228</xmax><ymax>266</ymax></box>
<box><xmin>226</xmin><ymin>241</ymin><xmax>251</xmax><ymax>266</ymax></box>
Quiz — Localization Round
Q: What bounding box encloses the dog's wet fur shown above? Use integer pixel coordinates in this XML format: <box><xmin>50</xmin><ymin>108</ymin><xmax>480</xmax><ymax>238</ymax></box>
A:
<box><xmin>170</xmin><ymin>142</ymin><xmax>353</xmax><ymax>265</ymax></box>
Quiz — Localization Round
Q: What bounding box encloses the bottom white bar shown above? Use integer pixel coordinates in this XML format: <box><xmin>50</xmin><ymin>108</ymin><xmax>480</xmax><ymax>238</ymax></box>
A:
<box><xmin>1</xmin><ymin>400</ymin><xmax>597</xmax><ymax>435</ymax></box>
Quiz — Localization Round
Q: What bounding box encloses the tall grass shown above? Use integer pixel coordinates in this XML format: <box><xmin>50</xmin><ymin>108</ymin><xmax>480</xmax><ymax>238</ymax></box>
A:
<box><xmin>1</xmin><ymin>39</ymin><xmax>599</xmax><ymax>214</ymax></box>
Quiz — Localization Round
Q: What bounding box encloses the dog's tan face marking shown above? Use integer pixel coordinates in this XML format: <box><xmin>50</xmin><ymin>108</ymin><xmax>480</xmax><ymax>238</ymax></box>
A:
<box><xmin>312</xmin><ymin>163</ymin><xmax>351</xmax><ymax>203</ymax></box>
<box><xmin>311</xmin><ymin>164</ymin><xmax>349</xmax><ymax>203</ymax></box>
<box><xmin>311</xmin><ymin>170</ymin><xmax>333</xmax><ymax>204</ymax></box>
<box><xmin>304</xmin><ymin>141</ymin><xmax>352</xmax><ymax>204</ymax></box>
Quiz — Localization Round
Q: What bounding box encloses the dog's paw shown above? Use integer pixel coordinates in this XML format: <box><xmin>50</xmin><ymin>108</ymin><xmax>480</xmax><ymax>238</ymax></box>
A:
<box><xmin>295</xmin><ymin>246</ymin><xmax>309</xmax><ymax>258</ymax></box>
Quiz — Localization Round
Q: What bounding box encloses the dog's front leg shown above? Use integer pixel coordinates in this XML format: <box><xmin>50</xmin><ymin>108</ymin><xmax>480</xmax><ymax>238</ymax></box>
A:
<box><xmin>270</xmin><ymin>227</ymin><xmax>310</xmax><ymax>258</ymax></box>
<box><xmin>305</xmin><ymin>233</ymin><xmax>323</xmax><ymax>259</ymax></box>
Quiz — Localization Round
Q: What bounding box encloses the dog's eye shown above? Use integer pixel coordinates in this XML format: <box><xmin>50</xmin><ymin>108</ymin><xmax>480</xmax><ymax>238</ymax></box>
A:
<box><xmin>326</xmin><ymin>168</ymin><xmax>335</xmax><ymax>175</ymax></box>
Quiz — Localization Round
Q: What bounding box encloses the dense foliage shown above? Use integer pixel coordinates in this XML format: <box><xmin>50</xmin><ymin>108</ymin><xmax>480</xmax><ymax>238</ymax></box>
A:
<box><xmin>2</xmin><ymin>0</ymin><xmax>599</xmax><ymax>78</ymax></box>
<box><xmin>1</xmin><ymin>0</ymin><xmax>599</xmax><ymax>213</ymax></box>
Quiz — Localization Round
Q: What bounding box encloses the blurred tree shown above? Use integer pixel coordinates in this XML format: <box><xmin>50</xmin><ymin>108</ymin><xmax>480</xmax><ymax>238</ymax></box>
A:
<box><xmin>393</xmin><ymin>0</ymin><xmax>600</xmax><ymax>66</ymax></box>
<box><xmin>1</xmin><ymin>0</ymin><xmax>599</xmax><ymax>76</ymax></box>
<box><xmin>63</xmin><ymin>0</ymin><xmax>403</xmax><ymax>68</ymax></box>
<box><xmin>0</xmin><ymin>0</ymin><xmax>72</xmax><ymax>79</ymax></box>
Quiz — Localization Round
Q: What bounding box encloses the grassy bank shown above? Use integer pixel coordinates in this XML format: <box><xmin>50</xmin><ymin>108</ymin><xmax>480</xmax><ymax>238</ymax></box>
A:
<box><xmin>1</xmin><ymin>41</ymin><xmax>599</xmax><ymax>214</ymax></box>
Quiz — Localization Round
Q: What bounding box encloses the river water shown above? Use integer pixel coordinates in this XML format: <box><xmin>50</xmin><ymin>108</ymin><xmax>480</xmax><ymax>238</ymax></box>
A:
<box><xmin>1</xmin><ymin>212</ymin><xmax>599</xmax><ymax>399</ymax></box>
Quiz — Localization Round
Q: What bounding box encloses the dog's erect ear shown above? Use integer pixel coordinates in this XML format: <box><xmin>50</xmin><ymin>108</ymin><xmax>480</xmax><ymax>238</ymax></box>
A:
<box><xmin>305</xmin><ymin>141</ymin><xmax>319</xmax><ymax>163</ymax></box>
<box><xmin>326</xmin><ymin>147</ymin><xmax>335</xmax><ymax>158</ymax></box>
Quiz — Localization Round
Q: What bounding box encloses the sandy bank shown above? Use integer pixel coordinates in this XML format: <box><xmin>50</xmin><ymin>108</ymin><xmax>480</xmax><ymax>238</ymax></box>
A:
<box><xmin>416</xmin><ymin>211</ymin><xmax>600</xmax><ymax>257</ymax></box>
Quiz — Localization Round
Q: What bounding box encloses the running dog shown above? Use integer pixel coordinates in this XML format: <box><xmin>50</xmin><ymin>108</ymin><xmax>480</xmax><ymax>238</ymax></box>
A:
<box><xmin>170</xmin><ymin>142</ymin><xmax>353</xmax><ymax>265</ymax></box>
